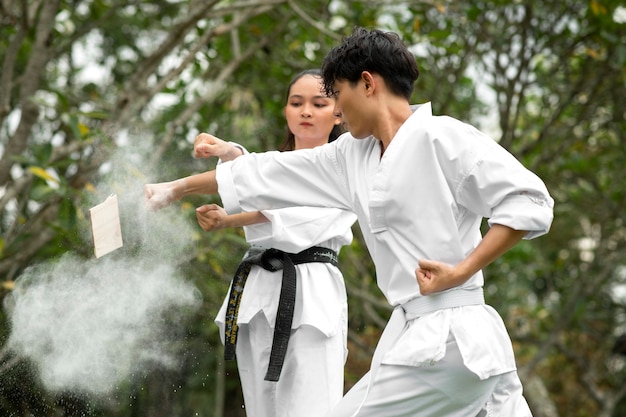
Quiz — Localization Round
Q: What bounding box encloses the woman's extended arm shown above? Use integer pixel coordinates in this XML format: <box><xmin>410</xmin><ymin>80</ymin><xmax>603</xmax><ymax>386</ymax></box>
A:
<box><xmin>196</xmin><ymin>204</ymin><xmax>268</xmax><ymax>231</ymax></box>
<box><xmin>193</xmin><ymin>133</ymin><xmax>244</xmax><ymax>161</ymax></box>
<box><xmin>190</xmin><ymin>134</ymin><xmax>268</xmax><ymax>231</ymax></box>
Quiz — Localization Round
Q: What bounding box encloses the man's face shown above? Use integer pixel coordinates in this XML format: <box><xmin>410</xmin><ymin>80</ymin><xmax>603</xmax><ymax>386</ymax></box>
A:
<box><xmin>332</xmin><ymin>79</ymin><xmax>371</xmax><ymax>139</ymax></box>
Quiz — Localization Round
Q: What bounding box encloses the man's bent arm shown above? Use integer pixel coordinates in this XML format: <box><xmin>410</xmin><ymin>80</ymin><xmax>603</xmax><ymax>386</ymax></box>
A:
<box><xmin>416</xmin><ymin>224</ymin><xmax>527</xmax><ymax>294</ymax></box>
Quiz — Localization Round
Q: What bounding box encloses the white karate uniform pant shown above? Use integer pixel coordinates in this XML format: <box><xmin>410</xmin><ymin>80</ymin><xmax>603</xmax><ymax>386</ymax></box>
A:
<box><xmin>326</xmin><ymin>332</ymin><xmax>532</xmax><ymax>417</ymax></box>
<box><xmin>235</xmin><ymin>313</ymin><xmax>346</xmax><ymax>417</ymax></box>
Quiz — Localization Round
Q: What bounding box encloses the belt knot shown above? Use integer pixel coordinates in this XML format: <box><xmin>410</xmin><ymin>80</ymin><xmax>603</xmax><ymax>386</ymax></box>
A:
<box><xmin>223</xmin><ymin>246</ymin><xmax>338</xmax><ymax>382</ymax></box>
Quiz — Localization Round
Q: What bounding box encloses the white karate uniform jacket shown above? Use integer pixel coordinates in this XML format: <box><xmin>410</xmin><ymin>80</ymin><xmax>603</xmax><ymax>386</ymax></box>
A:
<box><xmin>215</xmin><ymin>206</ymin><xmax>355</xmax><ymax>337</ymax></box>
<box><xmin>216</xmin><ymin>102</ymin><xmax>554</xmax><ymax>383</ymax></box>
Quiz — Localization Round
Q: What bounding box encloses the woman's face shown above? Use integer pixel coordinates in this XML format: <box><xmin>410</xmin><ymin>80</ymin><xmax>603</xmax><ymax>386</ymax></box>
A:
<box><xmin>284</xmin><ymin>74</ymin><xmax>341</xmax><ymax>150</ymax></box>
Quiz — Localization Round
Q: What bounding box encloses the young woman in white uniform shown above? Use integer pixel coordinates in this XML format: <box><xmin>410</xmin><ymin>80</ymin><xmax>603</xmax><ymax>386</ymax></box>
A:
<box><xmin>145</xmin><ymin>29</ymin><xmax>554</xmax><ymax>416</ymax></box>
<box><xmin>193</xmin><ymin>70</ymin><xmax>356</xmax><ymax>417</ymax></box>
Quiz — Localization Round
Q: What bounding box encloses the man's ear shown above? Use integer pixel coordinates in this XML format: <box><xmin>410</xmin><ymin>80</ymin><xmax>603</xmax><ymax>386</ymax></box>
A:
<box><xmin>361</xmin><ymin>71</ymin><xmax>376</xmax><ymax>94</ymax></box>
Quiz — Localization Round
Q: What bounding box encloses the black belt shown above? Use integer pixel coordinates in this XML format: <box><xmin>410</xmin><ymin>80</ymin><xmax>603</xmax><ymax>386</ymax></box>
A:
<box><xmin>223</xmin><ymin>246</ymin><xmax>339</xmax><ymax>381</ymax></box>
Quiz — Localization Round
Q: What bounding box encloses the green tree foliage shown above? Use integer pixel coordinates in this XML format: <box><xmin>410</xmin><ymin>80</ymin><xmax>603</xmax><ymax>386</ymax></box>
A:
<box><xmin>1</xmin><ymin>0</ymin><xmax>625</xmax><ymax>416</ymax></box>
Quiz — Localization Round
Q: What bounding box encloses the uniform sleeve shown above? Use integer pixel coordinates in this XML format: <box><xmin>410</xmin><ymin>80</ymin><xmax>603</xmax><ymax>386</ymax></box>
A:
<box><xmin>244</xmin><ymin>207</ymin><xmax>356</xmax><ymax>253</ymax></box>
<box><xmin>455</xmin><ymin>133</ymin><xmax>554</xmax><ymax>240</ymax></box>
<box><xmin>215</xmin><ymin>141</ymin><xmax>249</xmax><ymax>166</ymax></box>
<box><xmin>215</xmin><ymin>140</ymin><xmax>354</xmax><ymax>215</ymax></box>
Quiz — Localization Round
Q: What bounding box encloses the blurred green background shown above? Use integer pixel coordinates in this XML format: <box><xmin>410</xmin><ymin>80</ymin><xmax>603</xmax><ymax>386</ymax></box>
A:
<box><xmin>1</xmin><ymin>1</ymin><xmax>625</xmax><ymax>416</ymax></box>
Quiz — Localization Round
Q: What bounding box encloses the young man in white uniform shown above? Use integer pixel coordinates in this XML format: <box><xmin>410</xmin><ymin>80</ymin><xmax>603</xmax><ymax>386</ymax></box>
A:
<box><xmin>145</xmin><ymin>27</ymin><xmax>554</xmax><ymax>416</ymax></box>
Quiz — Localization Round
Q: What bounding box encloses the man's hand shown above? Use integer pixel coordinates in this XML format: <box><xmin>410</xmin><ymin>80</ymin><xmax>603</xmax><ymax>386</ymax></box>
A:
<box><xmin>193</xmin><ymin>133</ymin><xmax>243</xmax><ymax>161</ymax></box>
<box><xmin>196</xmin><ymin>204</ymin><xmax>228</xmax><ymax>231</ymax></box>
<box><xmin>143</xmin><ymin>179</ymin><xmax>185</xmax><ymax>211</ymax></box>
<box><xmin>416</xmin><ymin>225</ymin><xmax>528</xmax><ymax>295</ymax></box>
<box><xmin>415</xmin><ymin>259</ymin><xmax>461</xmax><ymax>295</ymax></box>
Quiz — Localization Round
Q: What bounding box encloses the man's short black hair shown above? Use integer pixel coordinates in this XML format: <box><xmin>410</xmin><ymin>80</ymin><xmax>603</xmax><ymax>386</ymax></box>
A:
<box><xmin>321</xmin><ymin>27</ymin><xmax>420</xmax><ymax>100</ymax></box>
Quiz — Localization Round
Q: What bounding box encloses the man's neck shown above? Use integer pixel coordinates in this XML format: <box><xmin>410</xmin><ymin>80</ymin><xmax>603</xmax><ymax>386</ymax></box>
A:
<box><xmin>375</xmin><ymin>101</ymin><xmax>414</xmax><ymax>152</ymax></box>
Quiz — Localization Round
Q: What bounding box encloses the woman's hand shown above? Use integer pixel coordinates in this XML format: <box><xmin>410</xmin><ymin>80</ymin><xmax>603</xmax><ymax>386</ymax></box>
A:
<box><xmin>196</xmin><ymin>204</ymin><xmax>229</xmax><ymax>231</ymax></box>
<box><xmin>196</xmin><ymin>205</ymin><xmax>270</xmax><ymax>231</ymax></box>
<box><xmin>193</xmin><ymin>133</ymin><xmax>243</xmax><ymax>161</ymax></box>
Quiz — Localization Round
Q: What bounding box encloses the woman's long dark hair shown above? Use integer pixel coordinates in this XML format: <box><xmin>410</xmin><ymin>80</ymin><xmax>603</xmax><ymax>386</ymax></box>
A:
<box><xmin>277</xmin><ymin>69</ymin><xmax>343</xmax><ymax>152</ymax></box>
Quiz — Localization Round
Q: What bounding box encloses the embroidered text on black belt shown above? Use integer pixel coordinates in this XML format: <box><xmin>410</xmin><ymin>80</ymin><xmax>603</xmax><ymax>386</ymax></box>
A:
<box><xmin>223</xmin><ymin>246</ymin><xmax>339</xmax><ymax>381</ymax></box>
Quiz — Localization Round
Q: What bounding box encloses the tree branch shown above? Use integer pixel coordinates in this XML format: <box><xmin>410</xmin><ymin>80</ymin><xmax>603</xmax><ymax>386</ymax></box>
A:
<box><xmin>0</xmin><ymin>0</ymin><xmax>60</xmax><ymax>184</ymax></box>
